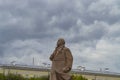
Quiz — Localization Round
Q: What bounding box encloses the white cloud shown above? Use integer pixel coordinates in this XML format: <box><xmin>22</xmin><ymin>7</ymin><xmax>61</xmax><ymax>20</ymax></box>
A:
<box><xmin>0</xmin><ymin>0</ymin><xmax>120</xmax><ymax>72</ymax></box>
<box><xmin>110</xmin><ymin>5</ymin><xmax>120</xmax><ymax>16</ymax></box>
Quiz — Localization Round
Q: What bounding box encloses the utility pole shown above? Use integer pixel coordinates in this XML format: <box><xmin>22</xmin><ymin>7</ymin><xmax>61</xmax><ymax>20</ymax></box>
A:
<box><xmin>33</xmin><ymin>57</ymin><xmax>34</xmax><ymax>66</ymax></box>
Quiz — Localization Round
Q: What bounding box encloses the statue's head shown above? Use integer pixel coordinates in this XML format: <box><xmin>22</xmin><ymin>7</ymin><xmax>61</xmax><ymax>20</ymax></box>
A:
<box><xmin>57</xmin><ymin>38</ymin><xmax>65</xmax><ymax>47</ymax></box>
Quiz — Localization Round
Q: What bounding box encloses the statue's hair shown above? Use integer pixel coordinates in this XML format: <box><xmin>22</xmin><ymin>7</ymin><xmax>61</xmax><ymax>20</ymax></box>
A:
<box><xmin>58</xmin><ymin>38</ymin><xmax>65</xmax><ymax>45</ymax></box>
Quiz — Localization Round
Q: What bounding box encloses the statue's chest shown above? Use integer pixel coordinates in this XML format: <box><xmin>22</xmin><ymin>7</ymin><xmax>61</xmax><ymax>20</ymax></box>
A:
<box><xmin>54</xmin><ymin>50</ymin><xmax>66</xmax><ymax>61</ymax></box>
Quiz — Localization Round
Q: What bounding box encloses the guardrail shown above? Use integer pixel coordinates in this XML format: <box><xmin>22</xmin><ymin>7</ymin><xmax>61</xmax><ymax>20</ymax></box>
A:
<box><xmin>0</xmin><ymin>64</ymin><xmax>120</xmax><ymax>77</ymax></box>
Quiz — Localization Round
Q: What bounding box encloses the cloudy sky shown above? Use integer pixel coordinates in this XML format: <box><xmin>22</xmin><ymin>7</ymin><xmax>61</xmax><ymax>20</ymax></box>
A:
<box><xmin>0</xmin><ymin>0</ymin><xmax>120</xmax><ymax>72</ymax></box>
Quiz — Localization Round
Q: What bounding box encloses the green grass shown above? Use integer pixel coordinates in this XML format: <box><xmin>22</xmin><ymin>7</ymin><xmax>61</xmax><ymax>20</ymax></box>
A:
<box><xmin>0</xmin><ymin>73</ymin><xmax>26</xmax><ymax>80</ymax></box>
<box><xmin>72</xmin><ymin>75</ymin><xmax>88</xmax><ymax>80</ymax></box>
<box><xmin>0</xmin><ymin>73</ymin><xmax>88</xmax><ymax>80</ymax></box>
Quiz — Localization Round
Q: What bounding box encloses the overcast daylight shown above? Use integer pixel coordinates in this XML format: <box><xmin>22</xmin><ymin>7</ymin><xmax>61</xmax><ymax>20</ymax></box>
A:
<box><xmin>0</xmin><ymin>0</ymin><xmax>120</xmax><ymax>73</ymax></box>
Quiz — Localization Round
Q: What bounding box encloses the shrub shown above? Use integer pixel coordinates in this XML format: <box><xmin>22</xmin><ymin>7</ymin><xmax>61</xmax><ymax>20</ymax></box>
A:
<box><xmin>29</xmin><ymin>76</ymin><xmax>49</xmax><ymax>80</ymax></box>
<box><xmin>0</xmin><ymin>73</ymin><xmax>26</xmax><ymax>80</ymax></box>
<box><xmin>72</xmin><ymin>75</ymin><xmax>88</xmax><ymax>80</ymax></box>
<box><xmin>5</xmin><ymin>73</ymin><xmax>26</xmax><ymax>80</ymax></box>
<box><xmin>0</xmin><ymin>73</ymin><xmax>5</xmax><ymax>80</ymax></box>
<box><xmin>0</xmin><ymin>73</ymin><xmax>88</xmax><ymax>80</ymax></box>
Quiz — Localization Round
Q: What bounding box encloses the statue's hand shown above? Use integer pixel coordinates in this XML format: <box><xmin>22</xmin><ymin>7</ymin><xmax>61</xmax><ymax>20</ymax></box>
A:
<box><xmin>62</xmin><ymin>67</ymin><xmax>71</xmax><ymax>73</ymax></box>
<box><xmin>49</xmin><ymin>55</ymin><xmax>54</xmax><ymax>61</ymax></box>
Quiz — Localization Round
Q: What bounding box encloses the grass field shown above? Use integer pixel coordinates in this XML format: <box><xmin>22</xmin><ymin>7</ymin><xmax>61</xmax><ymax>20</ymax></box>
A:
<box><xmin>0</xmin><ymin>68</ymin><xmax>120</xmax><ymax>80</ymax></box>
<box><xmin>0</xmin><ymin>68</ymin><xmax>48</xmax><ymax>77</ymax></box>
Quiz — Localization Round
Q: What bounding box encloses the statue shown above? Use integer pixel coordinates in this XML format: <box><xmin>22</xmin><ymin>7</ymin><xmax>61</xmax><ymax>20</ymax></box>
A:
<box><xmin>49</xmin><ymin>38</ymin><xmax>73</xmax><ymax>80</ymax></box>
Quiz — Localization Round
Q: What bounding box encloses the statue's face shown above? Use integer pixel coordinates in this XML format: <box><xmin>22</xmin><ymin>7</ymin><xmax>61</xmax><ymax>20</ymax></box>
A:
<box><xmin>57</xmin><ymin>38</ymin><xmax>65</xmax><ymax>47</ymax></box>
<box><xmin>57</xmin><ymin>39</ymin><xmax>61</xmax><ymax>47</ymax></box>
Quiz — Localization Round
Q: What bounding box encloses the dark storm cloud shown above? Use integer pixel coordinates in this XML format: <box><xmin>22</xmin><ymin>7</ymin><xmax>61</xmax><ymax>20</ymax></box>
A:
<box><xmin>0</xmin><ymin>45</ymin><xmax>5</xmax><ymax>57</ymax></box>
<box><xmin>68</xmin><ymin>22</ymin><xmax>108</xmax><ymax>46</ymax></box>
<box><xmin>0</xmin><ymin>0</ymin><xmax>114</xmax><ymax>43</ymax></box>
<box><xmin>0</xmin><ymin>27</ymin><xmax>57</xmax><ymax>44</ymax></box>
<box><xmin>0</xmin><ymin>0</ymin><xmax>120</xmax><ymax>72</ymax></box>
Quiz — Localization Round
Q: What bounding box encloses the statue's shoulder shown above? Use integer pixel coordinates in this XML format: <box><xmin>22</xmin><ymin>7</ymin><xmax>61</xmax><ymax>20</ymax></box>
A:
<box><xmin>63</xmin><ymin>47</ymin><xmax>70</xmax><ymax>51</ymax></box>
